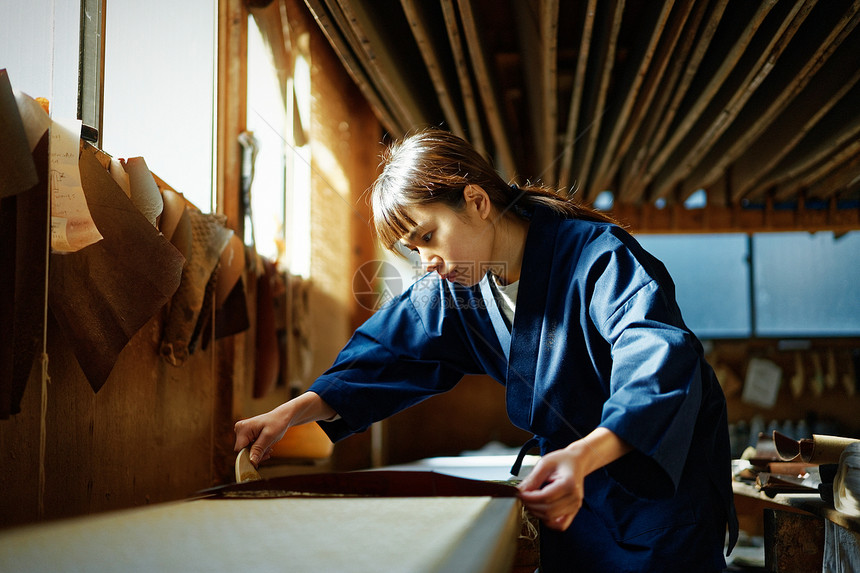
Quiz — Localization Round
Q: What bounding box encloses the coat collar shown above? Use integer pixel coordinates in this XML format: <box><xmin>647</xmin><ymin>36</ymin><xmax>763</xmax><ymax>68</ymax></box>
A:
<box><xmin>505</xmin><ymin>206</ymin><xmax>561</xmax><ymax>428</ymax></box>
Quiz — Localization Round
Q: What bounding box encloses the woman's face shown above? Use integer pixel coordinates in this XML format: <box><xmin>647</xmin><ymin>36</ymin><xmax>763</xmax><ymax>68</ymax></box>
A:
<box><xmin>399</xmin><ymin>196</ymin><xmax>496</xmax><ymax>287</ymax></box>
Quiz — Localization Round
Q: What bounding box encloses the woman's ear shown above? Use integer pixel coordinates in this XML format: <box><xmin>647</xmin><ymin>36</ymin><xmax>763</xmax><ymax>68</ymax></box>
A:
<box><xmin>463</xmin><ymin>184</ymin><xmax>492</xmax><ymax>219</ymax></box>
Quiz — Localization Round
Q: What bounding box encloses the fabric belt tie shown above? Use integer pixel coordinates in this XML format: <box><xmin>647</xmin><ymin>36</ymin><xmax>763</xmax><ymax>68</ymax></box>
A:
<box><xmin>510</xmin><ymin>436</ymin><xmax>541</xmax><ymax>477</ymax></box>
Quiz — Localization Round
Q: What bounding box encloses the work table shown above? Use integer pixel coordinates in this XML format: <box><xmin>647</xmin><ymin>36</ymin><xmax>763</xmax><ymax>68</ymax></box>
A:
<box><xmin>732</xmin><ymin>479</ymin><xmax>860</xmax><ymax>571</ymax></box>
<box><xmin>0</xmin><ymin>470</ymin><xmax>524</xmax><ymax>573</ymax></box>
<box><xmin>733</xmin><ymin>479</ymin><xmax>860</xmax><ymax>534</ymax></box>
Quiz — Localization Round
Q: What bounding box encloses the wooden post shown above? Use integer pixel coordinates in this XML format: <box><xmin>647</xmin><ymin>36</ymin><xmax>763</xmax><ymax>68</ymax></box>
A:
<box><xmin>763</xmin><ymin>508</ymin><xmax>825</xmax><ymax>573</ymax></box>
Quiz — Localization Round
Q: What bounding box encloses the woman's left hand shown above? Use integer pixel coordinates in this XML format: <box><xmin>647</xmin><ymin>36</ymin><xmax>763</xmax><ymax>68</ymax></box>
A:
<box><xmin>516</xmin><ymin>448</ymin><xmax>585</xmax><ymax>531</ymax></box>
<box><xmin>516</xmin><ymin>427</ymin><xmax>632</xmax><ymax>531</ymax></box>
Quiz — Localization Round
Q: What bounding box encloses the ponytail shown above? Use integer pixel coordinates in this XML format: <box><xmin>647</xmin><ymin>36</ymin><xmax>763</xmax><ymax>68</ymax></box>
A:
<box><xmin>507</xmin><ymin>182</ymin><xmax>618</xmax><ymax>225</ymax></box>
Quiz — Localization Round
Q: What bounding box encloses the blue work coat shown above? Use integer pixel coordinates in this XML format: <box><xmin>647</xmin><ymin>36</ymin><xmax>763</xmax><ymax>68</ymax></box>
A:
<box><xmin>311</xmin><ymin>206</ymin><xmax>738</xmax><ymax>572</ymax></box>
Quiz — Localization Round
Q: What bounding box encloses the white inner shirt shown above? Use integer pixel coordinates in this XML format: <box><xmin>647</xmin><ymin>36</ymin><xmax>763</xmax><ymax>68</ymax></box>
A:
<box><xmin>490</xmin><ymin>273</ymin><xmax>519</xmax><ymax>329</ymax></box>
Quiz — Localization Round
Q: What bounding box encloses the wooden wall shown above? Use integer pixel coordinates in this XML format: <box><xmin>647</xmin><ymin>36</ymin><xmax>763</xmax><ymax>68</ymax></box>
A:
<box><xmin>0</xmin><ymin>313</ymin><xmax>230</xmax><ymax>529</ymax></box>
<box><xmin>385</xmin><ymin>375</ymin><xmax>532</xmax><ymax>465</ymax></box>
<box><xmin>711</xmin><ymin>339</ymin><xmax>860</xmax><ymax>437</ymax></box>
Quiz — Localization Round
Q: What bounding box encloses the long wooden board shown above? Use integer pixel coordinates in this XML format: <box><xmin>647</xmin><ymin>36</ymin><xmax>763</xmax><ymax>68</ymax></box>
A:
<box><xmin>457</xmin><ymin>0</ymin><xmax>516</xmax><ymax>178</ymax></box>
<box><xmin>636</xmin><ymin>1</ymin><xmax>778</xmax><ymax>200</ymax></box>
<box><xmin>621</xmin><ymin>0</ymin><xmax>728</xmax><ymax>201</ymax></box>
<box><xmin>400</xmin><ymin>0</ymin><xmax>466</xmax><ymax>137</ymax></box>
<box><xmin>304</xmin><ymin>0</ymin><xmax>403</xmax><ymax>133</ymax></box>
<box><xmin>650</xmin><ymin>0</ymin><xmax>805</xmax><ymax>201</ymax></box>
<box><xmin>558</xmin><ymin>0</ymin><xmax>596</xmax><ymax>190</ymax></box>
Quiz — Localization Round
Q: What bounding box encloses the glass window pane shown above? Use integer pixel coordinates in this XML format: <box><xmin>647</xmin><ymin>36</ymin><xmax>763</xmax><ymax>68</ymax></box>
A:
<box><xmin>753</xmin><ymin>231</ymin><xmax>860</xmax><ymax>336</ymax></box>
<box><xmin>246</xmin><ymin>16</ymin><xmax>287</xmax><ymax>264</ymax></box>
<box><xmin>0</xmin><ymin>0</ymin><xmax>80</xmax><ymax>119</ymax></box>
<box><xmin>635</xmin><ymin>234</ymin><xmax>751</xmax><ymax>339</ymax></box>
<box><xmin>101</xmin><ymin>1</ymin><xmax>215</xmax><ymax>211</ymax></box>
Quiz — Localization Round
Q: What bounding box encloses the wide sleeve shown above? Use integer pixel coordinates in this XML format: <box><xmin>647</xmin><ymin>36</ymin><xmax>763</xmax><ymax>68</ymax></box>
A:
<box><xmin>309</xmin><ymin>278</ymin><xmax>481</xmax><ymax>442</ymax></box>
<box><xmin>587</xmin><ymin>241</ymin><xmax>705</xmax><ymax>496</ymax></box>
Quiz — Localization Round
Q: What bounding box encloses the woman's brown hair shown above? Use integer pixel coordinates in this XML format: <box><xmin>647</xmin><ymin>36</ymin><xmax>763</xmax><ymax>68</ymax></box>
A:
<box><xmin>371</xmin><ymin>127</ymin><xmax>616</xmax><ymax>253</ymax></box>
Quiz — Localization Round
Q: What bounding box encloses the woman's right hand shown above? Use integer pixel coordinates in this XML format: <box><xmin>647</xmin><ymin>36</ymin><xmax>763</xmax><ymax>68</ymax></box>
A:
<box><xmin>233</xmin><ymin>403</ymin><xmax>291</xmax><ymax>466</ymax></box>
<box><xmin>233</xmin><ymin>391</ymin><xmax>335</xmax><ymax>466</ymax></box>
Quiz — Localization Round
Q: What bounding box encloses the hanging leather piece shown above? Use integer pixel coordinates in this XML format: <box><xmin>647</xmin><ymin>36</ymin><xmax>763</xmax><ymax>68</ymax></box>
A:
<box><xmin>253</xmin><ymin>257</ymin><xmax>283</xmax><ymax>398</ymax></box>
<box><xmin>201</xmin><ymin>237</ymin><xmax>251</xmax><ymax>350</ymax></box>
<box><xmin>0</xmin><ymin>69</ymin><xmax>38</xmax><ymax>199</ymax></box>
<box><xmin>159</xmin><ymin>209</ymin><xmax>233</xmax><ymax>366</ymax></box>
<box><xmin>48</xmin><ymin>144</ymin><xmax>185</xmax><ymax>391</ymax></box>
<box><xmin>0</xmin><ymin>71</ymin><xmax>49</xmax><ymax>418</ymax></box>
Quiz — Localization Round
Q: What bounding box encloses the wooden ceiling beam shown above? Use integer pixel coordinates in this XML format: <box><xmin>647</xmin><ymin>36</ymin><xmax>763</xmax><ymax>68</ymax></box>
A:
<box><xmin>558</xmin><ymin>0</ymin><xmax>595</xmax><ymax>191</ymax></box>
<box><xmin>540</xmin><ymin>0</ymin><xmax>559</xmax><ymax>182</ymax></box>
<box><xmin>734</xmin><ymin>65</ymin><xmax>860</xmax><ymax>203</ymax></box>
<box><xmin>304</xmin><ymin>0</ymin><xmax>402</xmax><ymax>133</ymax></box>
<box><xmin>513</xmin><ymin>0</ymin><xmax>559</xmax><ymax>182</ymax></box>
<box><xmin>763</xmin><ymin>111</ymin><xmax>860</xmax><ymax>201</ymax></box>
<box><xmin>440</xmin><ymin>0</ymin><xmax>486</xmax><ymax>155</ymax></box>
<box><xmin>575</xmin><ymin>0</ymin><xmax>625</xmax><ymax>201</ymax></box>
<box><xmin>296</xmin><ymin>0</ymin><xmax>860</xmax><ymax>218</ymax></box>
<box><xmin>778</xmin><ymin>138</ymin><xmax>860</xmax><ymax>200</ymax></box>
<box><xmin>622</xmin><ymin>0</ymin><xmax>728</xmax><ymax>202</ymax></box>
<box><xmin>750</xmin><ymin>80</ymin><xmax>860</xmax><ymax>201</ymax></box>
<box><xmin>696</xmin><ymin>1</ymin><xmax>860</xmax><ymax>201</ymax></box>
<box><xmin>513</xmin><ymin>0</ymin><xmax>545</xmax><ymax>179</ymax></box>
<box><xmin>590</xmin><ymin>0</ymin><xmax>674</xmax><ymax>194</ymax></box>
<box><xmin>634</xmin><ymin>1</ymin><xmax>777</xmax><ymax>201</ymax></box>
<box><xmin>604</xmin><ymin>0</ymin><xmax>694</xmax><ymax>192</ymax></box>
<box><xmin>731</xmin><ymin>3</ymin><xmax>860</xmax><ymax>201</ymax></box>
<box><xmin>650</xmin><ymin>0</ymin><xmax>809</xmax><ymax>201</ymax></box>
<box><xmin>399</xmin><ymin>0</ymin><xmax>467</xmax><ymax>137</ymax></box>
<box><xmin>457</xmin><ymin>0</ymin><xmax>517</xmax><ymax>179</ymax></box>
<box><xmin>330</xmin><ymin>0</ymin><xmax>434</xmax><ymax>132</ymax></box>
<box><xmin>807</xmin><ymin>152</ymin><xmax>860</xmax><ymax>199</ymax></box>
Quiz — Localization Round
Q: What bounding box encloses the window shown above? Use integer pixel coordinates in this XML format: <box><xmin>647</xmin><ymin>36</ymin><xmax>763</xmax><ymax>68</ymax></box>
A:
<box><xmin>286</xmin><ymin>50</ymin><xmax>312</xmax><ymax>277</ymax></box>
<box><xmin>636</xmin><ymin>234</ymin><xmax>751</xmax><ymax>338</ymax></box>
<box><xmin>245</xmin><ymin>16</ymin><xmax>311</xmax><ymax>276</ymax></box>
<box><xmin>0</xmin><ymin>0</ymin><xmax>81</xmax><ymax>119</ymax></box>
<box><xmin>636</xmin><ymin>231</ymin><xmax>860</xmax><ymax>338</ymax></box>
<box><xmin>246</xmin><ymin>18</ymin><xmax>287</xmax><ymax>265</ymax></box>
<box><xmin>753</xmin><ymin>231</ymin><xmax>860</xmax><ymax>336</ymax></box>
<box><xmin>101</xmin><ymin>0</ymin><xmax>216</xmax><ymax>211</ymax></box>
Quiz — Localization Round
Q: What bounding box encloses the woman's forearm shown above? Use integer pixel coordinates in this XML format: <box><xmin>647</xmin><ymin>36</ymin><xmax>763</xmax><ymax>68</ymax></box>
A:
<box><xmin>565</xmin><ymin>426</ymin><xmax>633</xmax><ymax>475</ymax></box>
<box><xmin>285</xmin><ymin>391</ymin><xmax>336</xmax><ymax>425</ymax></box>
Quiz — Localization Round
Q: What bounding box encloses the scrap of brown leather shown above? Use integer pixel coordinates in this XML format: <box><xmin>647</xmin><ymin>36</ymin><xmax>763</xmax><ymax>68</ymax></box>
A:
<box><xmin>48</xmin><ymin>143</ymin><xmax>185</xmax><ymax>392</ymax></box>
<box><xmin>0</xmin><ymin>69</ymin><xmax>38</xmax><ymax>200</ymax></box>
<box><xmin>0</xmin><ymin>69</ymin><xmax>49</xmax><ymax>418</ymax></box>
<box><xmin>159</xmin><ymin>209</ymin><xmax>233</xmax><ymax>366</ymax></box>
<box><xmin>774</xmin><ymin>431</ymin><xmax>860</xmax><ymax>465</ymax></box>
<box><xmin>0</xmin><ymin>140</ymin><xmax>48</xmax><ymax>418</ymax></box>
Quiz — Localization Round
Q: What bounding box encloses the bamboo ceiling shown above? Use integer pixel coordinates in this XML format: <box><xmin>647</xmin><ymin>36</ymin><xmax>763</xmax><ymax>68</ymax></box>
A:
<box><xmin>290</xmin><ymin>0</ymin><xmax>860</xmax><ymax>210</ymax></box>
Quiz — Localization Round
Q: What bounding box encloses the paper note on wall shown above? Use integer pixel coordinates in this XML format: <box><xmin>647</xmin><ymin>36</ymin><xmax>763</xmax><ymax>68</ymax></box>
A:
<box><xmin>49</xmin><ymin>118</ymin><xmax>103</xmax><ymax>253</ymax></box>
<box><xmin>741</xmin><ymin>357</ymin><xmax>783</xmax><ymax>409</ymax></box>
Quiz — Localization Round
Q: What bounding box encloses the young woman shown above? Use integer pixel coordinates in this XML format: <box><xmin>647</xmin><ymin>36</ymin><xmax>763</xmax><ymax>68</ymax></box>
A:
<box><xmin>234</xmin><ymin>128</ymin><xmax>738</xmax><ymax>572</ymax></box>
